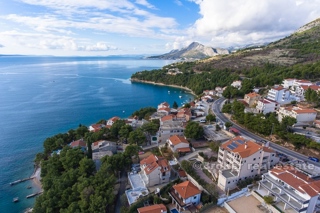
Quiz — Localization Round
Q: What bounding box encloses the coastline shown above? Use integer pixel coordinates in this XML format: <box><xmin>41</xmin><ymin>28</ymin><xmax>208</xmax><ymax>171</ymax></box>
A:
<box><xmin>32</xmin><ymin>167</ymin><xmax>42</xmax><ymax>189</ymax></box>
<box><xmin>130</xmin><ymin>78</ymin><xmax>196</xmax><ymax>96</ymax></box>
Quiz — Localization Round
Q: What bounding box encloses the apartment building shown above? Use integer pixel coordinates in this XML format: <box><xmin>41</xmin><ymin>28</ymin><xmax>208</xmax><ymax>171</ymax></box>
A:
<box><xmin>267</xmin><ymin>85</ymin><xmax>293</xmax><ymax>104</ymax></box>
<box><xmin>140</xmin><ymin>154</ymin><xmax>171</xmax><ymax>187</ymax></box>
<box><xmin>256</xmin><ymin>98</ymin><xmax>279</xmax><ymax>114</ymax></box>
<box><xmin>217</xmin><ymin>136</ymin><xmax>279</xmax><ymax>191</ymax></box>
<box><xmin>157</xmin><ymin>120</ymin><xmax>185</xmax><ymax>143</ymax></box>
<box><xmin>167</xmin><ymin>135</ymin><xmax>191</xmax><ymax>153</ymax></box>
<box><xmin>278</xmin><ymin>106</ymin><xmax>317</xmax><ymax>125</ymax></box>
<box><xmin>259</xmin><ymin>166</ymin><xmax>320</xmax><ymax>213</ymax></box>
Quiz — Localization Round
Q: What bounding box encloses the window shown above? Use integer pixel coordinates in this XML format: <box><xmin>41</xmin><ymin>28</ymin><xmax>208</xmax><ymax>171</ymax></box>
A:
<box><xmin>272</xmin><ymin>154</ymin><xmax>274</xmax><ymax>156</ymax></box>
<box><xmin>253</xmin><ymin>158</ymin><xmax>256</xmax><ymax>161</ymax></box>
<box><xmin>228</xmin><ymin>181</ymin><xmax>230</xmax><ymax>184</ymax></box>
<box><xmin>271</xmin><ymin>160</ymin><xmax>273</xmax><ymax>162</ymax></box>
<box><xmin>194</xmin><ymin>196</ymin><xmax>197</xmax><ymax>199</ymax></box>
<box><xmin>251</xmin><ymin>170</ymin><xmax>253</xmax><ymax>172</ymax></box>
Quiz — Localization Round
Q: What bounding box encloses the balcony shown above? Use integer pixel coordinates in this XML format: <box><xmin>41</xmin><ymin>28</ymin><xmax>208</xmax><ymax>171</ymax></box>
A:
<box><xmin>169</xmin><ymin>188</ymin><xmax>186</xmax><ymax>208</ymax></box>
<box><xmin>262</xmin><ymin>174</ymin><xmax>308</xmax><ymax>204</ymax></box>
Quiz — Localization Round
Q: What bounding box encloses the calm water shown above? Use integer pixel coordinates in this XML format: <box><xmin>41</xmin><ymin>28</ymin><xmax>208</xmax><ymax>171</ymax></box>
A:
<box><xmin>0</xmin><ymin>56</ymin><xmax>193</xmax><ymax>212</ymax></box>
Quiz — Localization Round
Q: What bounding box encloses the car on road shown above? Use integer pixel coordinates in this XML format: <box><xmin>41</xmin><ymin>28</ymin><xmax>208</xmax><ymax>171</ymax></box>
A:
<box><xmin>308</xmin><ymin>156</ymin><xmax>319</xmax><ymax>162</ymax></box>
<box><xmin>199</xmin><ymin>119</ymin><xmax>206</xmax><ymax>123</ymax></box>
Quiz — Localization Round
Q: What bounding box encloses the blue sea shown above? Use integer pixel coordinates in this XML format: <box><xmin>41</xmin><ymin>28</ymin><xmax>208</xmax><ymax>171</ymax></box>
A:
<box><xmin>0</xmin><ymin>56</ymin><xmax>194</xmax><ymax>212</ymax></box>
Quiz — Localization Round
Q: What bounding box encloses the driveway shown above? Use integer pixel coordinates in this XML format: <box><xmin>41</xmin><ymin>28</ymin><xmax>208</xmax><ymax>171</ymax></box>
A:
<box><xmin>114</xmin><ymin>170</ymin><xmax>128</xmax><ymax>213</ymax></box>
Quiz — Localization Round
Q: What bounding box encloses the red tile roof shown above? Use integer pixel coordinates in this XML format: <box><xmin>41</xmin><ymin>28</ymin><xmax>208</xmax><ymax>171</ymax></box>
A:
<box><xmin>245</xmin><ymin>92</ymin><xmax>260</xmax><ymax>98</ymax></box>
<box><xmin>173</xmin><ymin>181</ymin><xmax>201</xmax><ymax>199</ymax></box>
<box><xmin>109</xmin><ymin>116</ymin><xmax>120</xmax><ymax>122</ymax></box>
<box><xmin>140</xmin><ymin>154</ymin><xmax>170</xmax><ymax>175</ymax></box>
<box><xmin>70</xmin><ymin>139</ymin><xmax>86</xmax><ymax>148</ymax></box>
<box><xmin>137</xmin><ymin>204</ymin><xmax>167</xmax><ymax>213</ymax></box>
<box><xmin>168</xmin><ymin>135</ymin><xmax>189</xmax><ymax>146</ymax></box>
<box><xmin>271</xmin><ymin>86</ymin><xmax>284</xmax><ymax>91</ymax></box>
<box><xmin>270</xmin><ymin>167</ymin><xmax>320</xmax><ymax>197</ymax></box>
<box><xmin>161</xmin><ymin>115</ymin><xmax>176</xmax><ymax>122</ymax></box>
<box><xmin>178</xmin><ymin>169</ymin><xmax>187</xmax><ymax>178</ymax></box>
<box><xmin>221</xmin><ymin>136</ymin><xmax>269</xmax><ymax>158</ymax></box>
<box><xmin>176</xmin><ymin>147</ymin><xmax>191</xmax><ymax>153</ymax></box>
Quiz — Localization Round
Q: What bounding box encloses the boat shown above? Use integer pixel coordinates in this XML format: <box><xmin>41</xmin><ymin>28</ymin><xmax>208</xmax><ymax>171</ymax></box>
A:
<box><xmin>179</xmin><ymin>95</ymin><xmax>182</xmax><ymax>98</ymax></box>
<box><xmin>27</xmin><ymin>185</ymin><xmax>32</xmax><ymax>189</ymax></box>
<box><xmin>13</xmin><ymin>197</ymin><xmax>19</xmax><ymax>202</ymax></box>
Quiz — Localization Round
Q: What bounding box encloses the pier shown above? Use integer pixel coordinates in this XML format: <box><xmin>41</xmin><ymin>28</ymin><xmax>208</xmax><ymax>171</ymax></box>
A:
<box><xmin>26</xmin><ymin>191</ymin><xmax>43</xmax><ymax>199</ymax></box>
<box><xmin>10</xmin><ymin>177</ymin><xmax>34</xmax><ymax>185</ymax></box>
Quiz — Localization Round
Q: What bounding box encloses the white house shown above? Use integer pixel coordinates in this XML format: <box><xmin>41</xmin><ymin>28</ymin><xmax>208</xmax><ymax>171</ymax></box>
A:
<box><xmin>107</xmin><ymin>116</ymin><xmax>120</xmax><ymax>127</ymax></box>
<box><xmin>277</xmin><ymin>106</ymin><xmax>317</xmax><ymax>125</ymax></box>
<box><xmin>89</xmin><ymin>123</ymin><xmax>105</xmax><ymax>132</ymax></box>
<box><xmin>140</xmin><ymin>154</ymin><xmax>171</xmax><ymax>187</ymax></box>
<box><xmin>158</xmin><ymin>102</ymin><xmax>170</xmax><ymax>109</ymax></box>
<box><xmin>167</xmin><ymin>135</ymin><xmax>191</xmax><ymax>153</ymax></box>
<box><xmin>259</xmin><ymin>166</ymin><xmax>320</xmax><ymax>213</ymax></box>
<box><xmin>157</xmin><ymin>120</ymin><xmax>185</xmax><ymax>143</ymax></box>
<box><xmin>137</xmin><ymin>204</ymin><xmax>167</xmax><ymax>213</ymax></box>
<box><xmin>282</xmin><ymin>78</ymin><xmax>296</xmax><ymax>89</ymax></box>
<box><xmin>217</xmin><ymin>136</ymin><xmax>279</xmax><ymax>191</ymax></box>
<box><xmin>295</xmin><ymin>85</ymin><xmax>320</xmax><ymax>101</ymax></box>
<box><xmin>168</xmin><ymin>181</ymin><xmax>201</xmax><ymax>212</ymax></box>
<box><xmin>256</xmin><ymin>98</ymin><xmax>279</xmax><ymax>114</ymax></box>
<box><xmin>231</xmin><ymin>80</ymin><xmax>242</xmax><ymax>89</ymax></box>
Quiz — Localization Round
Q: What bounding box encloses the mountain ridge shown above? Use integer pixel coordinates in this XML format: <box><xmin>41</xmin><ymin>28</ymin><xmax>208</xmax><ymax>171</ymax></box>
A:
<box><xmin>148</xmin><ymin>42</ymin><xmax>229</xmax><ymax>60</ymax></box>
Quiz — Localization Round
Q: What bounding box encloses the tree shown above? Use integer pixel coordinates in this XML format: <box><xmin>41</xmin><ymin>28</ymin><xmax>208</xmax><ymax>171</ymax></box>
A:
<box><xmin>206</xmin><ymin>114</ymin><xmax>216</xmax><ymax>123</ymax></box>
<box><xmin>184</xmin><ymin>121</ymin><xmax>204</xmax><ymax>139</ymax></box>
<box><xmin>124</xmin><ymin>144</ymin><xmax>140</xmax><ymax>158</ymax></box>
<box><xmin>225</xmin><ymin>122</ymin><xmax>233</xmax><ymax>129</ymax></box>
<box><xmin>110</xmin><ymin>120</ymin><xmax>126</xmax><ymax>138</ymax></box>
<box><xmin>209</xmin><ymin>141</ymin><xmax>220</xmax><ymax>152</ymax></box>
<box><xmin>263</xmin><ymin>195</ymin><xmax>274</xmax><ymax>204</ymax></box>
<box><xmin>183</xmin><ymin>103</ymin><xmax>191</xmax><ymax>108</ymax></box>
<box><xmin>173</xmin><ymin>101</ymin><xmax>178</xmax><ymax>109</ymax></box>
<box><xmin>128</xmin><ymin>129</ymin><xmax>146</xmax><ymax>145</ymax></box>
<box><xmin>215</xmin><ymin>124</ymin><xmax>221</xmax><ymax>131</ymax></box>
<box><xmin>119</xmin><ymin>125</ymin><xmax>133</xmax><ymax>142</ymax></box>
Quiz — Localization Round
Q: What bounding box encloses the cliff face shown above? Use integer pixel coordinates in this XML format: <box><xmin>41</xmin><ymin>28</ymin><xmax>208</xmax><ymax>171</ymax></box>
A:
<box><xmin>148</xmin><ymin>42</ymin><xmax>229</xmax><ymax>60</ymax></box>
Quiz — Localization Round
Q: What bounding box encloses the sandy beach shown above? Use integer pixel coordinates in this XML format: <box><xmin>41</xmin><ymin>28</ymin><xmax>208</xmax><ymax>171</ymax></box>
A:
<box><xmin>130</xmin><ymin>79</ymin><xmax>196</xmax><ymax>96</ymax></box>
<box><xmin>32</xmin><ymin>167</ymin><xmax>42</xmax><ymax>189</ymax></box>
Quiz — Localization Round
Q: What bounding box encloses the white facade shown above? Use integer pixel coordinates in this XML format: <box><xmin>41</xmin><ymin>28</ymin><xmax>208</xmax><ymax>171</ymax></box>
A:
<box><xmin>157</xmin><ymin>120</ymin><xmax>185</xmax><ymax>143</ymax></box>
<box><xmin>267</xmin><ymin>85</ymin><xmax>293</xmax><ymax>104</ymax></box>
<box><xmin>217</xmin><ymin>136</ymin><xmax>279</xmax><ymax>191</ymax></box>
<box><xmin>140</xmin><ymin>154</ymin><xmax>170</xmax><ymax>187</ymax></box>
<box><xmin>107</xmin><ymin>116</ymin><xmax>120</xmax><ymax>126</ymax></box>
<box><xmin>231</xmin><ymin>80</ymin><xmax>242</xmax><ymax>89</ymax></box>
<box><xmin>282</xmin><ymin>79</ymin><xmax>296</xmax><ymax>89</ymax></box>
<box><xmin>167</xmin><ymin>135</ymin><xmax>190</xmax><ymax>152</ymax></box>
<box><xmin>259</xmin><ymin>168</ymin><xmax>320</xmax><ymax>213</ymax></box>
<box><xmin>278</xmin><ymin>106</ymin><xmax>317</xmax><ymax>125</ymax></box>
<box><xmin>256</xmin><ymin>99</ymin><xmax>279</xmax><ymax>114</ymax></box>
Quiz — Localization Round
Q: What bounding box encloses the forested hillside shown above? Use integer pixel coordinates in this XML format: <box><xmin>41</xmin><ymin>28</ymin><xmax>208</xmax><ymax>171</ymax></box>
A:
<box><xmin>132</xmin><ymin>18</ymin><xmax>320</xmax><ymax>95</ymax></box>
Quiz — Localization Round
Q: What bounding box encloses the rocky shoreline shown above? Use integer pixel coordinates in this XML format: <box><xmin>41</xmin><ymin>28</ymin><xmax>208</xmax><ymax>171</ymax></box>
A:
<box><xmin>130</xmin><ymin>78</ymin><xmax>196</xmax><ymax>96</ymax></box>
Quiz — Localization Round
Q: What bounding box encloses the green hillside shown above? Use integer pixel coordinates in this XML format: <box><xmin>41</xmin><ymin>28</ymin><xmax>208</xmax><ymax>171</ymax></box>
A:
<box><xmin>132</xmin><ymin>18</ymin><xmax>320</xmax><ymax>95</ymax></box>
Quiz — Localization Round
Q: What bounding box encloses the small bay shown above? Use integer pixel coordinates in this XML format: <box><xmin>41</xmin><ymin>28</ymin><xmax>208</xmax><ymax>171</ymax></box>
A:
<box><xmin>0</xmin><ymin>56</ymin><xmax>194</xmax><ymax>212</ymax></box>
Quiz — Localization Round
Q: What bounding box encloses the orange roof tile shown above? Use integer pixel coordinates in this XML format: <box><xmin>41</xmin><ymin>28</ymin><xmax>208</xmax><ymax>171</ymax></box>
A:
<box><xmin>176</xmin><ymin>147</ymin><xmax>191</xmax><ymax>152</ymax></box>
<box><xmin>272</xmin><ymin>86</ymin><xmax>284</xmax><ymax>91</ymax></box>
<box><xmin>70</xmin><ymin>139</ymin><xmax>86</xmax><ymax>148</ymax></box>
<box><xmin>292</xmin><ymin>108</ymin><xmax>317</xmax><ymax>114</ymax></box>
<box><xmin>173</xmin><ymin>181</ymin><xmax>201</xmax><ymax>199</ymax></box>
<box><xmin>161</xmin><ymin>115</ymin><xmax>176</xmax><ymax>122</ymax></box>
<box><xmin>245</xmin><ymin>92</ymin><xmax>260</xmax><ymax>98</ymax></box>
<box><xmin>140</xmin><ymin>154</ymin><xmax>170</xmax><ymax>175</ymax></box>
<box><xmin>270</xmin><ymin>167</ymin><xmax>320</xmax><ymax>197</ymax></box>
<box><xmin>221</xmin><ymin>136</ymin><xmax>266</xmax><ymax>158</ymax></box>
<box><xmin>109</xmin><ymin>116</ymin><xmax>120</xmax><ymax>122</ymax></box>
<box><xmin>93</xmin><ymin>140</ymin><xmax>104</xmax><ymax>147</ymax></box>
<box><xmin>178</xmin><ymin>169</ymin><xmax>187</xmax><ymax>178</ymax></box>
<box><xmin>137</xmin><ymin>204</ymin><xmax>167</xmax><ymax>213</ymax></box>
<box><xmin>168</xmin><ymin>135</ymin><xmax>189</xmax><ymax>145</ymax></box>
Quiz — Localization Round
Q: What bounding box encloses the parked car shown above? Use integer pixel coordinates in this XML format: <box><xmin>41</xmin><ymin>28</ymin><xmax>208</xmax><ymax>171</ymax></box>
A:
<box><xmin>199</xmin><ymin>119</ymin><xmax>206</xmax><ymax>123</ymax></box>
<box><xmin>308</xmin><ymin>156</ymin><xmax>319</xmax><ymax>162</ymax></box>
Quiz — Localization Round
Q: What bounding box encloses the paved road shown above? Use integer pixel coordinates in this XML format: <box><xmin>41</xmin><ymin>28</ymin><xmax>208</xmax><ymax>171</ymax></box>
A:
<box><xmin>212</xmin><ymin>98</ymin><xmax>320</xmax><ymax>167</ymax></box>
<box><xmin>114</xmin><ymin>170</ymin><xmax>128</xmax><ymax>213</ymax></box>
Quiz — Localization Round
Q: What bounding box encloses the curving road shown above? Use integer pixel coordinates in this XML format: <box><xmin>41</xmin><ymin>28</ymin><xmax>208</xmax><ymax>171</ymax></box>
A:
<box><xmin>212</xmin><ymin>97</ymin><xmax>320</xmax><ymax>166</ymax></box>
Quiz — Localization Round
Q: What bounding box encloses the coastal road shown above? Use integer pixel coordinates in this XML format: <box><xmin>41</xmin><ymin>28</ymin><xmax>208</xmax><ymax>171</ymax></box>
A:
<box><xmin>212</xmin><ymin>98</ymin><xmax>320</xmax><ymax>167</ymax></box>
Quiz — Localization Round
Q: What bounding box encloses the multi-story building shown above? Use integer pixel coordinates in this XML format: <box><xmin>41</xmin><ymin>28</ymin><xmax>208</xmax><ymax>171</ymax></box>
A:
<box><xmin>106</xmin><ymin>116</ymin><xmax>120</xmax><ymax>127</ymax></box>
<box><xmin>217</xmin><ymin>136</ymin><xmax>279</xmax><ymax>191</ymax></box>
<box><xmin>277</xmin><ymin>106</ymin><xmax>317</xmax><ymax>125</ymax></box>
<box><xmin>282</xmin><ymin>78</ymin><xmax>296</xmax><ymax>89</ymax></box>
<box><xmin>267</xmin><ymin>85</ymin><xmax>293</xmax><ymax>104</ymax></box>
<box><xmin>140</xmin><ymin>154</ymin><xmax>171</xmax><ymax>187</ymax></box>
<box><xmin>259</xmin><ymin>166</ymin><xmax>320</xmax><ymax>213</ymax></box>
<box><xmin>168</xmin><ymin>180</ymin><xmax>201</xmax><ymax>212</ymax></box>
<box><xmin>157</xmin><ymin>120</ymin><xmax>185</xmax><ymax>143</ymax></box>
<box><xmin>158</xmin><ymin>102</ymin><xmax>170</xmax><ymax>110</ymax></box>
<box><xmin>256</xmin><ymin>98</ymin><xmax>279</xmax><ymax>114</ymax></box>
<box><xmin>295</xmin><ymin>85</ymin><xmax>320</xmax><ymax>101</ymax></box>
<box><xmin>167</xmin><ymin>135</ymin><xmax>191</xmax><ymax>153</ymax></box>
<box><xmin>137</xmin><ymin>204</ymin><xmax>167</xmax><ymax>213</ymax></box>
<box><xmin>244</xmin><ymin>92</ymin><xmax>261</xmax><ymax>107</ymax></box>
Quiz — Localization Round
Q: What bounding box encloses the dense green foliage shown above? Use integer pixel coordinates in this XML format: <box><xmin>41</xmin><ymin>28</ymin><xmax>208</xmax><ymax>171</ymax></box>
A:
<box><xmin>184</xmin><ymin>121</ymin><xmax>204</xmax><ymax>139</ymax></box>
<box><xmin>131</xmin><ymin>107</ymin><xmax>157</xmax><ymax>120</ymax></box>
<box><xmin>228</xmin><ymin>100</ymin><xmax>319</xmax><ymax>150</ymax></box>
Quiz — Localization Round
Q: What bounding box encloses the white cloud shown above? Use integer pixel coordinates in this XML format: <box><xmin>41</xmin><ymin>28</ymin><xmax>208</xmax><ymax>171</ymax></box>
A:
<box><xmin>0</xmin><ymin>44</ymin><xmax>4</xmax><ymax>48</ymax></box>
<box><xmin>190</xmin><ymin>0</ymin><xmax>320</xmax><ymax>47</ymax></box>
<box><xmin>0</xmin><ymin>31</ymin><xmax>118</xmax><ymax>52</ymax></box>
<box><xmin>174</xmin><ymin>0</ymin><xmax>183</xmax><ymax>6</ymax></box>
<box><xmin>135</xmin><ymin>0</ymin><xmax>156</xmax><ymax>9</ymax></box>
<box><xmin>165</xmin><ymin>36</ymin><xmax>193</xmax><ymax>50</ymax></box>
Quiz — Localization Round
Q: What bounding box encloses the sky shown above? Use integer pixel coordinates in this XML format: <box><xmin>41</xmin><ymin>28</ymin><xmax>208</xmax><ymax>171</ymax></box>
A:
<box><xmin>0</xmin><ymin>0</ymin><xmax>320</xmax><ymax>56</ymax></box>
